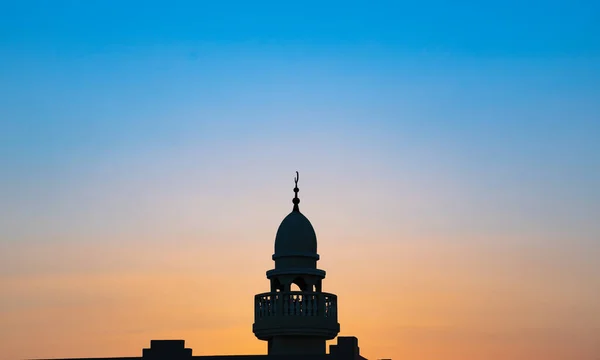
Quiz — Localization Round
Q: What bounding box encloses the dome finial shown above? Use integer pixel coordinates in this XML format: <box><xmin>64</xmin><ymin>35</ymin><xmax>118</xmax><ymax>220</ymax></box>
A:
<box><xmin>292</xmin><ymin>171</ymin><xmax>300</xmax><ymax>212</ymax></box>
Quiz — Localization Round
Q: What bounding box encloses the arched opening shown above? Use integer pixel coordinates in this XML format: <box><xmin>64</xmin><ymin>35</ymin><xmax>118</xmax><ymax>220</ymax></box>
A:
<box><xmin>291</xmin><ymin>277</ymin><xmax>308</xmax><ymax>292</ymax></box>
<box><xmin>271</xmin><ymin>278</ymin><xmax>283</xmax><ymax>292</ymax></box>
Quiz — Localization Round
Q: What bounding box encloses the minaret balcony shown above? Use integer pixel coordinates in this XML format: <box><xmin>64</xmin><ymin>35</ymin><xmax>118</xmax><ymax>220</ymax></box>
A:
<box><xmin>253</xmin><ymin>291</ymin><xmax>340</xmax><ymax>340</ymax></box>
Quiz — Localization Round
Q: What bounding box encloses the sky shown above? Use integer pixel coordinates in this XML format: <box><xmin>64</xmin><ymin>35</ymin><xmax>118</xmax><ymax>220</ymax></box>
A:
<box><xmin>1</xmin><ymin>1</ymin><xmax>599</xmax><ymax>360</ymax></box>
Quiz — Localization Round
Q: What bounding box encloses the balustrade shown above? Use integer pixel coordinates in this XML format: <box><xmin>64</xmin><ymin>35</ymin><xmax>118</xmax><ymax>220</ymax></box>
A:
<box><xmin>255</xmin><ymin>292</ymin><xmax>337</xmax><ymax>319</ymax></box>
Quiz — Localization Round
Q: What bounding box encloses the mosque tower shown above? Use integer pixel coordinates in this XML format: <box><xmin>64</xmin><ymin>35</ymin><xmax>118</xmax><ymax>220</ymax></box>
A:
<box><xmin>253</xmin><ymin>172</ymin><xmax>340</xmax><ymax>355</ymax></box>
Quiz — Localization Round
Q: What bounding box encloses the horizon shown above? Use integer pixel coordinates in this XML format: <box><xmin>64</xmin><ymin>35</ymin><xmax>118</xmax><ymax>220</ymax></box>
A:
<box><xmin>1</xmin><ymin>1</ymin><xmax>599</xmax><ymax>360</ymax></box>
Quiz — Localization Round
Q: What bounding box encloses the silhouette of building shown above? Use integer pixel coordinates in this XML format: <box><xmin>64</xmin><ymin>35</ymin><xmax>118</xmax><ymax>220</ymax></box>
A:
<box><xmin>36</xmin><ymin>173</ymin><xmax>367</xmax><ymax>360</ymax></box>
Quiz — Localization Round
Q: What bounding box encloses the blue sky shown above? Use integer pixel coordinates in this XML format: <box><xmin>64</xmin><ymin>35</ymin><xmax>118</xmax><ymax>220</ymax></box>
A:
<box><xmin>1</xmin><ymin>0</ymin><xmax>599</xmax><ymax>239</ymax></box>
<box><xmin>1</xmin><ymin>1</ymin><xmax>599</xmax><ymax>55</ymax></box>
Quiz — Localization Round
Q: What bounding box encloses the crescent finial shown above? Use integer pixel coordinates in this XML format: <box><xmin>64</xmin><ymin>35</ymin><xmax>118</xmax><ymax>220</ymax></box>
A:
<box><xmin>292</xmin><ymin>171</ymin><xmax>300</xmax><ymax>212</ymax></box>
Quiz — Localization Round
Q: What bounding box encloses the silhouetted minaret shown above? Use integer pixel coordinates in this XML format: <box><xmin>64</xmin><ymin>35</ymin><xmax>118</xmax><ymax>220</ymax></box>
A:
<box><xmin>253</xmin><ymin>172</ymin><xmax>340</xmax><ymax>355</ymax></box>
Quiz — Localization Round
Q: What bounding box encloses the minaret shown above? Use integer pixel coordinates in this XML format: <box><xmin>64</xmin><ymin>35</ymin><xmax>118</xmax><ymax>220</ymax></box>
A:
<box><xmin>253</xmin><ymin>172</ymin><xmax>340</xmax><ymax>355</ymax></box>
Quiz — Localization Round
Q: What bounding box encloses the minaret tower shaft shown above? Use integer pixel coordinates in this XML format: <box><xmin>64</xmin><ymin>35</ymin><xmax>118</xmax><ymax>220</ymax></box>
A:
<box><xmin>253</xmin><ymin>172</ymin><xmax>340</xmax><ymax>355</ymax></box>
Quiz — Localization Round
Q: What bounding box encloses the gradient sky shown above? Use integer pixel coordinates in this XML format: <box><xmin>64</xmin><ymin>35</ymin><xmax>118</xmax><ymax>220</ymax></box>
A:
<box><xmin>1</xmin><ymin>1</ymin><xmax>599</xmax><ymax>360</ymax></box>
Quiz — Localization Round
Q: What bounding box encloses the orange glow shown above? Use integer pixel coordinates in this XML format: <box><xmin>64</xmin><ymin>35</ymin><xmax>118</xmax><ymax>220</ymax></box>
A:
<box><xmin>2</xmin><ymin>230</ymin><xmax>598</xmax><ymax>360</ymax></box>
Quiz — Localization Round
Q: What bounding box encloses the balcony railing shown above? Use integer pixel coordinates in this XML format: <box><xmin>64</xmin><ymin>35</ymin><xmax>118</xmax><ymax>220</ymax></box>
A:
<box><xmin>255</xmin><ymin>291</ymin><xmax>337</xmax><ymax>319</ymax></box>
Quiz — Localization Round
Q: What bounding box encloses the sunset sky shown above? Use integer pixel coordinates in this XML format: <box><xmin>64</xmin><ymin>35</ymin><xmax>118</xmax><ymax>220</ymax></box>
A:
<box><xmin>1</xmin><ymin>1</ymin><xmax>599</xmax><ymax>360</ymax></box>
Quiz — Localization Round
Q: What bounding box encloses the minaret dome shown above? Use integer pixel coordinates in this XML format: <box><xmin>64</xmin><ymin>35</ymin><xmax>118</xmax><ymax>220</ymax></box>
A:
<box><xmin>273</xmin><ymin>171</ymin><xmax>319</xmax><ymax>268</ymax></box>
